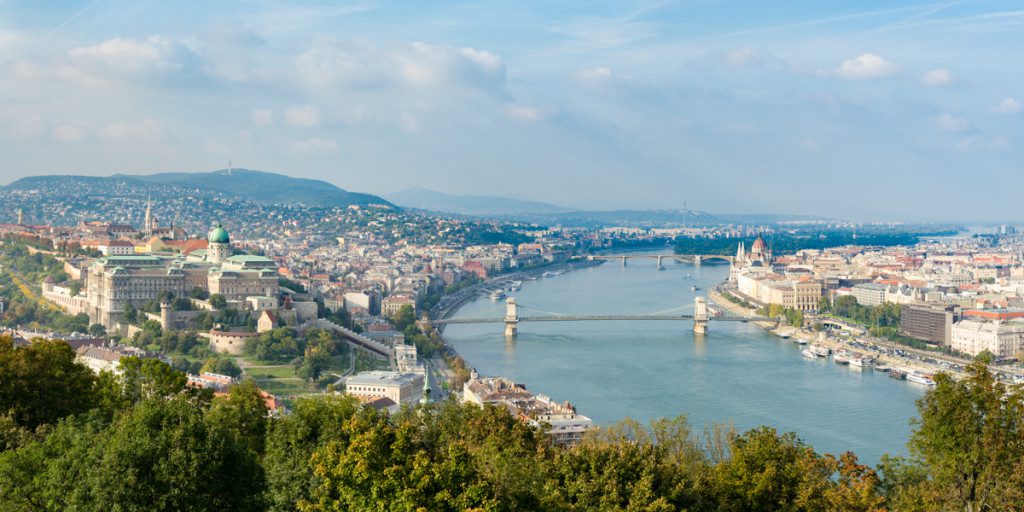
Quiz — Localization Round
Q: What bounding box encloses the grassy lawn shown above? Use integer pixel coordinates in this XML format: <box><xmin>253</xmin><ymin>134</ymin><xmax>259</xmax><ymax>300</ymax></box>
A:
<box><xmin>253</xmin><ymin>378</ymin><xmax>310</xmax><ymax>396</ymax></box>
<box><xmin>245</xmin><ymin>365</ymin><xmax>296</xmax><ymax>379</ymax></box>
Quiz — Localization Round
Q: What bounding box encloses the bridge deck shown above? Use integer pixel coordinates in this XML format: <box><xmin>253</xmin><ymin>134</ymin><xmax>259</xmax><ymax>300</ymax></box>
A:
<box><xmin>434</xmin><ymin>315</ymin><xmax>770</xmax><ymax>324</ymax></box>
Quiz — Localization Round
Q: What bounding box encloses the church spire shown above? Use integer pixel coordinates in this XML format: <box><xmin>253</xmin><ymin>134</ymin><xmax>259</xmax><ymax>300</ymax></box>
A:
<box><xmin>144</xmin><ymin>194</ymin><xmax>153</xmax><ymax>234</ymax></box>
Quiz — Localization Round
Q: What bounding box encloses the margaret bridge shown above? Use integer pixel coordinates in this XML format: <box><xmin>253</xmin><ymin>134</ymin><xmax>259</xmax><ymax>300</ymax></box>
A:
<box><xmin>432</xmin><ymin>296</ymin><xmax>776</xmax><ymax>336</ymax></box>
<box><xmin>587</xmin><ymin>253</ymin><xmax>734</xmax><ymax>268</ymax></box>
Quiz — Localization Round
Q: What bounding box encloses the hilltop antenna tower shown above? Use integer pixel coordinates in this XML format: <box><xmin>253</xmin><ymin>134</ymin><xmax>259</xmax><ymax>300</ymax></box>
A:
<box><xmin>684</xmin><ymin>201</ymin><xmax>687</xmax><ymax>230</ymax></box>
<box><xmin>228</xmin><ymin>161</ymin><xmax>233</xmax><ymax>176</ymax></box>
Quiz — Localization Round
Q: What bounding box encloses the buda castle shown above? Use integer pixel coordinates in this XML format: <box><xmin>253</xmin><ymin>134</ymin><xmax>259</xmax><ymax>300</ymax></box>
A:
<box><xmin>85</xmin><ymin>224</ymin><xmax>279</xmax><ymax>328</ymax></box>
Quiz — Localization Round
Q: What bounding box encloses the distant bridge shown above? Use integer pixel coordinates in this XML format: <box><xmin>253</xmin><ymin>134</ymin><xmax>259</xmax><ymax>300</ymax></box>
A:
<box><xmin>587</xmin><ymin>254</ymin><xmax>733</xmax><ymax>268</ymax></box>
<box><xmin>432</xmin><ymin>297</ymin><xmax>775</xmax><ymax>336</ymax></box>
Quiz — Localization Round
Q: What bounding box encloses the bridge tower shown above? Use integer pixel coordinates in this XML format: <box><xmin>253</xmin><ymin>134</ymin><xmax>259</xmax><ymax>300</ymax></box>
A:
<box><xmin>693</xmin><ymin>297</ymin><xmax>709</xmax><ymax>334</ymax></box>
<box><xmin>621</xmin><ymin>256</ymin><xmax>627</xmax><ymax>267</ymax></box>
<box><xmin>693</xmin><ymin>254</ymin><xmax>702</xmax><ymax>267</ymax></box>
<box><xmin>504</xmin><ymin>298</ymin><xmax>518</xmax><ymax>337</ymax></box>
<box><xmin>656</xmin><ymin>255</ymin><xmax>663</xmax><ymax>269</ymax></box>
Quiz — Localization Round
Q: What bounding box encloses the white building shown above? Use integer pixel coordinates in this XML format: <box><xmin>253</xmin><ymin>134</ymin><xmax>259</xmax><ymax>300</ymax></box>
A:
<box><xmin>345</xmin><ymin>371</ymin><xmax>424</xmax><ymax>405</ymax></box>
<box><xmin>951</xmin><ymin>319</ymin><xmax>1024</xmax><ymax>358</ymax></box>
<box><xmin>463</xmin><ymin>377</ymin><xmax>593</xmax><ymax>446</ymax></box>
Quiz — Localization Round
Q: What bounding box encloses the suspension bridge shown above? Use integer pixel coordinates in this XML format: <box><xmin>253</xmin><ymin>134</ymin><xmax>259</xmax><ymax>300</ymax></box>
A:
<box><xmin>431</xmin><ymin>296</ymin><xmax>776</xmax><ymax>336</ymax></box>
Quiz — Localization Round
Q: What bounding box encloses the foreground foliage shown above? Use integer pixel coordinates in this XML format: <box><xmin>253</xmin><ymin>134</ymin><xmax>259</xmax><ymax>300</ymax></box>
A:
<box><xmin>1</xmin><ymin>334</ymin><xmax>1022</xmax><ymax>511</ymax></box>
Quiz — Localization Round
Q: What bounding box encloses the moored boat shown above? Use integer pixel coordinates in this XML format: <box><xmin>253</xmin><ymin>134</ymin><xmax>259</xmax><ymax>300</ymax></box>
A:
<box><xmin>802</xmin><ymin>349</ymin><xmax>817</xmax><ymax>359</ymax></box>
<box><xmin>833</xmin><ymin>353</ymin><xmax>849</xmax><ymax>365</ymax></box>
<box><xmin>906</xmin><ymin>370</ymin><xmax>936</xmax><ymax>386</ymax></box>
<box><xmin>849</xmin><ymin>353</ymin><xmax>874</xmax><ymax>368</ymax></box>
<box><xmin>810</xmin><ymin>345</ymin><xmax>831</xmax><ymax>357</ymax></box>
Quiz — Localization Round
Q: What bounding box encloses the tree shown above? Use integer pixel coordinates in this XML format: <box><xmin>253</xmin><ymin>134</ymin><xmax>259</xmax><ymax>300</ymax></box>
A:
<box><xmin>123</xmin><ymin>303</ymin><xmax>138</xmax><ymax>324</ymax></box>
<box><xmin>191</xmin><ymin>287</ymin><xmax>210</xmax><ymax>300</ymax></box>
<box><xmin>295</xmin><ymin>349</ymin><xmax>331</xmax><ymax>382</ymax></box>
<box><xmin>207</xmin><ymin>379</ymin><xmax>268</xmax><ymax>455</ymax></box>
<box><xmin>906</xmin><ymin>361</ymin><xmax>1024</xmax><ymax>510</ymax></box>
<box><xmin>56</xmin><ymin>397</ymin><xmax>264</xmax><ymax>511</ymax></box>
<box><xmin>714</xmin><ymin>426</ymin><xmax>830</xmax><ymax>511</ymax></box>
<box><xmin>88</xmin><ymin>323</ymin><xmax>107</xmax><ymax>337</ymax></box>
<box><xmin>0</xmin><ymin>336</ymin><xmax>98</xmax><ymax>429</ymax></box>
<box><xmin>202</xmin><ymin>357</ymin><xmax>242</xmax><ymax>377</ymax></box>
<box><xmin>208</xmin><ymin>294</ymin><xmax>228</xmax><ymax>309</ymax></box>
<box><xmin>391</xmin><ymin>304</ymin><xmax>416</xmax><ymax>332</ymax></box>
<box><xmin>68</xmin><ymin>281</ymin><xmax>82</xmax><ymax>296</ymax></box>
<box><xmin>263</xmin><ymin>395</ymin><xmax>363</xmax><ymax>511</ymax></box>
<box><xmin>117</xmin><ymin>356</ymin><xmax>189</xmax><ymax>405</ymax></box>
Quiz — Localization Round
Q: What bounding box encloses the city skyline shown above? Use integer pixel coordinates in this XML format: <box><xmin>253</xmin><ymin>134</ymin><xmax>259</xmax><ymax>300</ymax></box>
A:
<box><xmin>0</xmin><ymin>1</ymin><xmax>1022</xmax><ymax>221</ymax></box>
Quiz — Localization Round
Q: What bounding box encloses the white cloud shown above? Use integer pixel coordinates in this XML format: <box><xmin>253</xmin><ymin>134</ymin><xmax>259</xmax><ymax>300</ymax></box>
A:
<box><xmin>51</xmin><ymin>124</ymin><xmax>85</xmax><ymax>142</ymax></box>
<box><xmin>956</xmin><ymin>135</ymin><xmax>1009</xmax><ymax>152</ymax></box>
<box><xmin>66</xmin><ymin>36</ymin><xmax>201</xmax><ymax>81</ymax></box>
<box><xmin>290</xmin><ymin>137</ymin><xmax>339</xmax><ymax>151</ymax></box>
<box><xmin>834</xmin><ymin>53</ymin><xmax>896</xmax><ymax>80</ymax></box>
<box><xmin>932</xmin><ymin>112</ymin><xmax>971</xmax><ymax>133</ymax></box>
<box><xmin>399</xmin><ymin>112</ymin><xmax>420</xmax><ymax>133</ymax></box>
<box><xmin>507</xmin><ymin>104</ymin><xmax>545</xmax><ymax>122</ymax></box>
<box><xmin>250</xmin><ymin>108</ymin><xmax>274</xmax><ymax>127</ymax></box>
<box><xmin>725</xmin><ymin>47</ymin><xmax>761</xmax><ymax>66</ymax></box>
<box><xmin>921</xmin><ymin>68</ymin><xmax>952</xmax><ymax>86</ymax></box>
<box><xmin>993</xmin><ymin>97</ymin><xmax>1022</xmax><ymax>114</ymax></box>
<box><xmin>100</xmin><ymin>119</ymin><xmax>163</xmax><ymax>141</ymax></box>
<box><xmin>284</xmin><ymin>105</ymin><xmax>320</xmax><ymax>127</ymax></box>
<box><xmin>295</xmin><ymin>42</ymin><xmax>506</xmax><ymax>94</ymax></box>
<box><xmin>574</xmin><ymin>67</ymin><xmax>614</xmax><ymax>85</ymax></box>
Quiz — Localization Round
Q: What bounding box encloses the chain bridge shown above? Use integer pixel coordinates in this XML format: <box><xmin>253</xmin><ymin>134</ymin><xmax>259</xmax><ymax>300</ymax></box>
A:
<box><xmin>587</xmin><ymin>253</ymin><xmax>734</xmax><ymax>268</ymax></box>
<box><xmin>432</xmin><ymin>297</ymin><xmax>775</xmax><ymax>336</ymax></box>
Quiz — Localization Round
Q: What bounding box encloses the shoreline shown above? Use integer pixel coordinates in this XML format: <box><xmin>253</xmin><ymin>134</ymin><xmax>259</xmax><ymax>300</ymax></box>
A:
<box><xmin>705</xmin><ymin>285</ymin><xmax>1023</xmax><ymax>383</ymax></box>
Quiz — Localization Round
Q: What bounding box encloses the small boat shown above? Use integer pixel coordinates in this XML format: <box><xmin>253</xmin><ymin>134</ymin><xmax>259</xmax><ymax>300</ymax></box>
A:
<box><xmin>685</xmin><ymin>274</ymin><xmax>691</xmax><ymax>278</ymax></box>
<box><xmin>849</xmin><ymin>355</ymin><xmax>874</xmax><ymax>368</ymax></box>
<box><xmin>793</xmin><ymin>338</ymin><xmax>808</xmax><ymax>345</ymax></box>
<box><xmin>906</xmin><ymin>370</ymin><xmax>936</xmax><ymax>386</ymax></box>
<box><xmin>691</xmin><ymin>285</ymin><xmax>700</xmax><ymax>291</ymax></box>
<box><xmin>811</xmin><ymin>345</ymin><xmax>831</xmax><ymax>357</ymax></box>
<box><xmin>889</xmin><ymin>370</ymin><xmax>906</xmax><ymax>380</ymax></box>
<box><xmin>833</xmin><ymin>353</ymin><xmax>849</xmax><ymax>365</ymax></box>
<box><xmin>488</xmin><ymin>290</ymin><xmax>506</xmax><ymax>301</ymax></box>
<box><xmin>802</xmin><ymin>349</ymin><xmax>817</xmax><ymax>359</ymax></box>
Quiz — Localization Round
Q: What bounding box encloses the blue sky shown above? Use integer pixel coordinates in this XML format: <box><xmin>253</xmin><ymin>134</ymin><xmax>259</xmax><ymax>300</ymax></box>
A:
<box><xmin>0</xmin><ymin>1</ymin><xmax>1021</xmax><ymax>221</ymax></box>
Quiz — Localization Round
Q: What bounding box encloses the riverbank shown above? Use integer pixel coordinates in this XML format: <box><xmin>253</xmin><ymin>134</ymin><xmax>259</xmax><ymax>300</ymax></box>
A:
<box><xmin>706</xmin><ymin>285</ymin><xmax>1024</xmax><ymax>383</ymax></box>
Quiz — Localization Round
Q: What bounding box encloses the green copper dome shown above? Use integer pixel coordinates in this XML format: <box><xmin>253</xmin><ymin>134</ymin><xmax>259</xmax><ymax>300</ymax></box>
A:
<box><xmin>208</xmin><ymin>224</ymin><xmax>230</xmax><ymax>243</ymax></box>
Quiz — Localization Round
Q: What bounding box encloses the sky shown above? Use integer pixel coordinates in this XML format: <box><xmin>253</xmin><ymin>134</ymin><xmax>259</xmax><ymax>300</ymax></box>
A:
<box><xmin>0</xmin><ymin>1</ymin><xmax>1021</xmax><ymax>221</ymax></box>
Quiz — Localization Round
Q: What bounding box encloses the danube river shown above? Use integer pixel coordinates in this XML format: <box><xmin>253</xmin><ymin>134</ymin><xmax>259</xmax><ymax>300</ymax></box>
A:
<box><xmin>443</xmin><ymin>256</ymin><xmax>925</xmax><ymax>465</ymax></box>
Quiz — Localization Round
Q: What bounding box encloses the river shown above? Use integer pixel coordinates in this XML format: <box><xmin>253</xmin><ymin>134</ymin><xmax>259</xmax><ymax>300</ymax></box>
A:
<box><xmin>443</xmin><ymin>256</ymin><xmax>926</xmax><ymax>465</ymax></box>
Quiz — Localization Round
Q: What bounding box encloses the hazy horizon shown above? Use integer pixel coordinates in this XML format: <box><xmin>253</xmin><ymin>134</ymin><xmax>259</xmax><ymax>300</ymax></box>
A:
<box><xmin>1</xmin><ymin>1</ymin><xmax>1022</xmax><ymax>221</ymax></box>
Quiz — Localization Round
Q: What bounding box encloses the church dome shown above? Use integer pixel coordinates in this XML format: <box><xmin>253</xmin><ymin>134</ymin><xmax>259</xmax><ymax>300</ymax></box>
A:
<box><xmin>208</xmin><ymin>224</ymin><xmax>230</xmax><ymax>244</ymax></box>
<box><xmin>751</xmin><ymin>235</ymin><xmax>766</xmax><ymax>253</ymax></box>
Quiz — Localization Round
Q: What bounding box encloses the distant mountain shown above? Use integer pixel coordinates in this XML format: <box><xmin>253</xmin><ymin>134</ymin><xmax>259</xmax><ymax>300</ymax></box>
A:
<box><xmin>6</xmin><ymin>169</ymin><xmax>392</xmax><ymax>209</ymax></box>
<box><xmin>115</xmin><ymin>169</ymin><xmax>393</xmax><ymax>208</ymax></box>
<box><xmin>387</xmin><ymin>187</ymin><xmax>570</xmax><ymax>215</ymax></box>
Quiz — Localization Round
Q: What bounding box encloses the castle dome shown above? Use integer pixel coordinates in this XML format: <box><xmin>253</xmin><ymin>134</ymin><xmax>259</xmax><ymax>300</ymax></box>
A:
<box><xmin>208</xmin><ymin>224</ymin><xmax>230</xmax><ymax>244</ymax></box>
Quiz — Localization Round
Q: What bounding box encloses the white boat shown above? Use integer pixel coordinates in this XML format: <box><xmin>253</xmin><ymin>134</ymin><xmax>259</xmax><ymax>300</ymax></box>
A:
<box><xmin>802</xmin><ymin>349</ymin><xmax>817</xmax><ymax>359</ymax></box>
<box><xmin>833</xmin><ymin>353</ymin><xmax>849</xmax><ymax>365</ymax></box>
<box><xmin>793</xmin><ymin>337</ymin><xmax>808</xmax><ymax>345</ymax></box>
<box><xmin>849</xmin><ymin>354</ymin><xmax>874</xmax><ymax>368</ymax></box>
<box><xmin>810</xmin><ymin>345</ymin><xmax>831</xmax><ymax>357</ymax></box>
<box><xmin>906</xmin><ymin>370</ymin><xmax>936</xmax><ymax>386</ymax></box>
<box><xmin>691</xmin><ymin>285</ymin><xmax>700</xmax><ymax>291</ymax></box>
<box><xmin>488</xmin><ymin>290</ymin><xmax>506</xmax><ymax>301</ymax></box>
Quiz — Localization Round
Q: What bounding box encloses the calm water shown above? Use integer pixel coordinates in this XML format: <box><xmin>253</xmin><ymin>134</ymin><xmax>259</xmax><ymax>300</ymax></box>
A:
<box><xmin>444</xmin><ymin>256</ymin><xmax>925</xmax><ymax>465</ymax></box>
